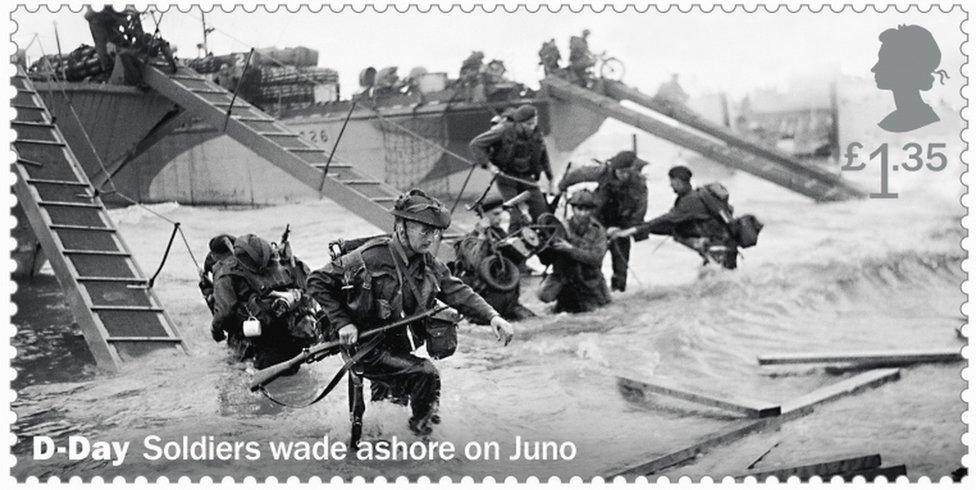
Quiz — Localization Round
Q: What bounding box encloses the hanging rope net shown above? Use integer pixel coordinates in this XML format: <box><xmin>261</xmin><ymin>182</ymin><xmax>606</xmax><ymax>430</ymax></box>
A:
<box><xmin>376</xmin><ymin>110</ymin><xmax>452</xmax><ymax>196</ymax></box>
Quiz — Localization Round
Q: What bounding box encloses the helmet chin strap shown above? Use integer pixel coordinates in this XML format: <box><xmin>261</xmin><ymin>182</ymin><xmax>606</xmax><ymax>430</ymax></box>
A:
<box><xmin>393</xmin><ymin>221</ymin><xmax>418</xmax><ymax>257</ymax></box>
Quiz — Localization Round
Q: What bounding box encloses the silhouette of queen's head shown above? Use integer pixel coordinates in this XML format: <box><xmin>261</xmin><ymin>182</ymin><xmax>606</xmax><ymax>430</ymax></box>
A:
<box><xmin>871</xmin><ymin>25</ymin><xmax>947</xmax><ymax>132</ymax></box>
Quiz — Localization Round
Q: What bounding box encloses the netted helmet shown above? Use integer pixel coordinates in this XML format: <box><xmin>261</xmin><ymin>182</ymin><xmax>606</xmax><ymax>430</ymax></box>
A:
<box><xmin>209</xmin><ymin>234</ymin><xmax>236</xmax><ymax>255</ymax></box>
<box><xmin>233</xmin><ymin>234</ymin><xmax>273</xmax><ymax>271</ymax></box>
<box><xmin>567</xmin><ymin>189</ymin><xmax>598</xmax><ymax>209</ymax></box>
<box><xmin>390</xmin><ymin>189</ymin><xmax>451</xmax><ymax>229</ymax></box>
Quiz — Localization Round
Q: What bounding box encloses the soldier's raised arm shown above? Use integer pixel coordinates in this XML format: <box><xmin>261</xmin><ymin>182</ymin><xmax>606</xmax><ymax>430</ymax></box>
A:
<box><xmin>468</xmin><ymin>123</ymin><xmax>507</xmax><ymax>169</ymax></box>
<box><xmin>558</xmin><ymin>164</ymin><xmax>604</xmax><ymax>191</ymax></box>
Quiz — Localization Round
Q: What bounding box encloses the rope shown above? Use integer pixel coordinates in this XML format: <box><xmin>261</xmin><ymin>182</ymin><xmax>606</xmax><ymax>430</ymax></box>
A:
<box><xmin>179</xmin><ymin>10</ymin><xmax>544</xmax><ymax>194</ymax></box>
<box><xmin>223</xmin><ymin>48</ymin><xmax>255</xmax><ymax>131</ymax></box>
<box><xmin>31</xmin><ymin>40</ymin><xmax>202</xmax><ymax>279</ymax></box>
<box><xmin>147</xmin><ymin>222</ymin><xmax>180</xmax><ymax>288</ymax></box>
<box><xmin>609</xmin><ymin>238</ymin><xmax>644</xmax><ymax>287</ymax></box>
<box><xmin>109</xmin><ymin>190</ymin><xmax>202</xmax><ymax>272</ymax></box>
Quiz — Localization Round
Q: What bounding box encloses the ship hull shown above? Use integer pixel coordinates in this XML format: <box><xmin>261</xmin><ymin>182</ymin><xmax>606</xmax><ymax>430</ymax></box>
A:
<box><xmin>31</xmin><ymin>83</ymin><xmax>607</xmax><ymax>206</ymax></box>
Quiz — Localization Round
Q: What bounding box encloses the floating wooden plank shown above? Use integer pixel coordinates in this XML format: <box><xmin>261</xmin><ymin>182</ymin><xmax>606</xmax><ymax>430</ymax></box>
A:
<box><xmin>833</xmin><ymin>464</ymin><xmax>907</xmax><ymax>481</ymax></box>
<box><xmin>735</xmin><ymin>453</ymin><xmax>882</xmax><ymax>480</ymax></box>
<box><xmin>758</xmin><ymin>349</ymin><xmax>962</xmax><ymax>366</ymax></box>
<box><xmin>780</xmin><ymin>369</ymin><xmax>900</xmax><ymax>415</ymax></box>
<box><xmin>604</xmin><ymin>411</ymin><xmax>807</xmax><ymax>478</ymax></box>
<box><xmin>617</xmin><ymin>375</ymin><xmax>781</xmax><ymax>418</ymax></box>
<box><xmin>605</xmin><ymin>369</ymin><xmax>901</xmax><ymax>477</ymax></box>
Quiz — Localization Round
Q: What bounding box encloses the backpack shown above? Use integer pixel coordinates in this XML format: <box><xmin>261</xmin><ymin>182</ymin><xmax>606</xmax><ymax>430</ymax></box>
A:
<box><xmin>732</xmin><ymin>215</ymin><xmax>764</xmax><ymax>248</ymax></box>
<box><xmin>696</xmin><ymin>183</ymin><xmax>734</xmax><ymax>226</ymax></box>
<box><xmin>697</xmin><ymin>183</ymin><xmax>764</xmax><ymax>248</ymax></box>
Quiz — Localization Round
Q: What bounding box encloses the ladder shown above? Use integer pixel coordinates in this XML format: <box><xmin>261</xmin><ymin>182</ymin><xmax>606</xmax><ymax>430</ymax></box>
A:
<box><xmin>140</xmin><ymin>60</ymin><xmax>466</xmax><ymax>238</ymax></box>
<box><xmin>11</xmin><ymin>66</ymin><xmax>188</xmax><ymax>372</ymax></box>
<box><xmin>542</xmin><ymin>77</ymin><xmax>864</xmax><ymax>202</ymax></box>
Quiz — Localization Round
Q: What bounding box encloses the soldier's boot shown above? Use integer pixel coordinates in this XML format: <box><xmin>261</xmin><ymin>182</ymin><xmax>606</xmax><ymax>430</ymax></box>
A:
<box><xmin>407</xmin><ymin>363</ymin><xmax>440</xmax><ymax>436</ymax></box>
<box><xmin>408</xmin><ymin>416</ymin><xmax>434</xmax><ymax>436</ymax></box>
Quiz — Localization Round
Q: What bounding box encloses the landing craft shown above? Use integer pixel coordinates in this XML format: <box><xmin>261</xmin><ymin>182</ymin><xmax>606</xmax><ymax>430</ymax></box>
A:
<box><xmin>21</xmin><ymin>24</ymin><xmax>861</xmax><ymax>208</ymax></box>
<box><xmin>13</xmin><ymin>11</ymin><xmax>864</xmax><ymax>372</ymax></box>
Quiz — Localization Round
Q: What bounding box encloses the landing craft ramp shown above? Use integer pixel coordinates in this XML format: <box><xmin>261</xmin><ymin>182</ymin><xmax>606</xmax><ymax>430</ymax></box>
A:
<box><xmin>542</xmin><ymin>76</ymin><xmax>865</xmax><ymax>201</ymax></box>
<box><xmin>140</xmin><ymin>60</ymin><xmax>466</xmax><ymax>238</ymax></box>
<box><xmin>11</xmin><ymin>66</ymin><xmax>188</xmax><ymax>372</ymax></box>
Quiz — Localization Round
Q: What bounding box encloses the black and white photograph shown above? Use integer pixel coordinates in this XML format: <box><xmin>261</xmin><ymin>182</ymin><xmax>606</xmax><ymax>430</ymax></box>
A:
<box><xmin>5</xmin><ymin>1</ymin><xmax>971</xmax><ymax>482</ymax></box>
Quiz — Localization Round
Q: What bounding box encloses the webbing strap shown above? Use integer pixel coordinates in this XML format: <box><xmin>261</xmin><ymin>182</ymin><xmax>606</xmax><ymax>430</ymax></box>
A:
<box><xmin>257</xmin><ymin>333</ymin><xmax>384</xmax><ymax>409</ymax></box>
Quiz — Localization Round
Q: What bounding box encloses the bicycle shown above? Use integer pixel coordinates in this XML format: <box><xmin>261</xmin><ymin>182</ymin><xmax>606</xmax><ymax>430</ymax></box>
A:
<box><xmin>594</xmin><ymin>51</ymin><xmax>626</xmax><ymax>82</ymax></box>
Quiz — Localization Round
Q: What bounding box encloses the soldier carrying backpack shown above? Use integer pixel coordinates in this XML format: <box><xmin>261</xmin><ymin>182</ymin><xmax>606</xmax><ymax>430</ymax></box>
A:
<box><xmin>611</xmin><ymin>166</ymin><xmax>763</xmax><ymax>270</ymax></box>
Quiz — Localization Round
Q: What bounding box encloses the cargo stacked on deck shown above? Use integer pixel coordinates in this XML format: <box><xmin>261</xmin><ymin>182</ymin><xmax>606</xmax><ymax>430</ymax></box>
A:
<box><xmin>186</xmin><ymin>45</ymin><xmax>339</xmax><ymax>114</ymax></box>
<box><xmin>28</xmin><ymin>45</ymin><xmax>104</xmax><ymax>82</ymax></box>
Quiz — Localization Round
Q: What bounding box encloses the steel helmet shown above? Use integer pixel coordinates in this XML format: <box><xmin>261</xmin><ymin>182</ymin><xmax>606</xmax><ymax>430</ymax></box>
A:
<box><xmin>209</xmin><ymin>233</ymin><xmax>236</xmax><ymax>255</ymax></box>
<box><xmin>513</xmin><ymin>104</ymin><xmax>538</xmax><ymax>123</ymax></box>
<box><xmin>608</xmin><ymin>150</ymin><xmax>637</xmax><ymax>169</ymax></box>
<box><xmin>568</xmin><ymin>189</ymin><xmax>598</xmax><ymax>208</ymax></box>
<box><xmin>390</xmin><ymin>189</ymin><xmax>452</xmax><ymax>229</ymax></box>
<box><xmin>234</xmin><ymin>234</ymin><xmax>273</xmax><ymax>271</ymax></box>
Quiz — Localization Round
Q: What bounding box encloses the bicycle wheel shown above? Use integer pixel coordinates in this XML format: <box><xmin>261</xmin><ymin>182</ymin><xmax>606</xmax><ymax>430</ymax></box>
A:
<box><xmin>600</xmin><ymin>57</ymin><xmax>626</xmax><ymax>81</ymax></box>
<box><xmin>479</xmin><ymin>254</ymin><xmax>520</xmax><ymax>292</ymax></box>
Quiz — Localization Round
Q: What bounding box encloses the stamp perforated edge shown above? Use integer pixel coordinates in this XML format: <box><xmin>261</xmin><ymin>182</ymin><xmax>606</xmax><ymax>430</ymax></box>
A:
<box><xmin>2</xmin><ymin>0</ymin><xmax>973</xmax><ymax>484</ymax></box>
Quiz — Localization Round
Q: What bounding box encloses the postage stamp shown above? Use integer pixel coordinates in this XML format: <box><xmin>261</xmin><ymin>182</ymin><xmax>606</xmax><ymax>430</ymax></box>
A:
<box><xmin>4</xmin><ymin>1</ymin><xmax>972</xmax><ymax>483</ymax></box>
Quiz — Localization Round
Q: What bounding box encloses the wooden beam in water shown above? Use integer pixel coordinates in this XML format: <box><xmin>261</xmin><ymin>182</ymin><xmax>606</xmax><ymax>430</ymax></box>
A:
<box><xmin>780</xmin><ymin>368</ymin><xmax>900</xmax><ymax>415</ymax></box>
<box><xmin>735</xmin><ymin>453</ymin><xmax>882</xmax><ymax>481</ymax></box>
<box><xmin>758</xmin><ymin>349</ymin><xmax>962</xmax><ymax>366</ymax></box>
<box><xmin>605</xmin><ymin>369</ymin><xmax>901</xmax><ymax>478</ymax></box>
<box><xmin>617</xmin><ymin>375</ymin><xmax>781</xmax><ymax>418</ymax></box>
<box><xmin>604</xmin><ymin>409</ymin><xmax>810</xmax><ymax>478</ymax></box>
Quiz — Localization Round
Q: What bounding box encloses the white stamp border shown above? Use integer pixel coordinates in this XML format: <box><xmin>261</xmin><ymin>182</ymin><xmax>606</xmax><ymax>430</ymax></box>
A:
<box><xmin>2</xmin><ymin>0</ymin><xmax>972</xmax><ymax>485</ymax></box>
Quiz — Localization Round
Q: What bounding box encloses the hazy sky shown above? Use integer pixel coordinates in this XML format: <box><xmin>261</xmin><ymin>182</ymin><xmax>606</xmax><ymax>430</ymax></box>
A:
<box><xmin>12</xmin><ymin>6</ymin><xmax>967</xmax><ymax>99</ymax></box>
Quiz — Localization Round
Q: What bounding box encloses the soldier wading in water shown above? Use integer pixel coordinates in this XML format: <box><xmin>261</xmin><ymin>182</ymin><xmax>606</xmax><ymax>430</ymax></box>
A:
<box><xmin>307</xmin><ymin>189</ymin><xmax>515</xmax><ymax>436</ymax></box>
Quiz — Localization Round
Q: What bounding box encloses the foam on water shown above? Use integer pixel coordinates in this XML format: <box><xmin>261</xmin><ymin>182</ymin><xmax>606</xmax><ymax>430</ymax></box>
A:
<box><xmin>10</xmin><ymin>152</ymin><xmax>967</xmax><ymax>479</ymax></box>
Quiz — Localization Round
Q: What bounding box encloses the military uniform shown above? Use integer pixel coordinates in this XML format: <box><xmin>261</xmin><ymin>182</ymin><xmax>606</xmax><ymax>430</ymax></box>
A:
<box><xmin>568</xmin><ymin>30</ymin><xmax>594</xmax><ymax>84</ymax></box>
<box><xmin>538</xmin><ymin>195</ymin><xmax>611</xmax><ymax>313</ymax></box>
<box><xmin>469</xmin><ymin>105</ymin><xmax>553</xmax><ymax>234</ymax></box>
<box><xmin>560</xmin><ymin>151</ymin><xmax>648</xmax><ymax>291</ymax></box>
<box><xmin>199</xmin><ymin>234</ymin><xmax>236</xmax><ymax>313</ymax></box>
<box><xmin>211</xmin><ymin>235</ymin><xmax>318</xmax><ymax>370</ymax></box>
<box><xmin>453</xmin><ymin>223</ymin><xmax>536</xmax><ymax>321</ymax></box>
<box><xmin>634</xmin><ymin>168</ymin><xmax>737</xmax><ymax>269</ymax></box>
<box><xmin>307</xmin><ymin>233</ymin><xmax>500</xmax><ymax>427</ymax></box>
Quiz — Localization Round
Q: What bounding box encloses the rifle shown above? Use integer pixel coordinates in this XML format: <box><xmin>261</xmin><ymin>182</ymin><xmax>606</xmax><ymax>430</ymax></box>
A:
<box><xmin>279</xmin><ymin>224</ymin><xmax>296</xmax><ymax>268</ymax></box>
<box><xmin>249</xmin><ymin>305</ymin><xmax>449</xmax><ymax>391</ymax></box>
<box><xmin>550</xmin><ymin>160</ymin><xmax>574</xmax><ymax>215</ymax></box>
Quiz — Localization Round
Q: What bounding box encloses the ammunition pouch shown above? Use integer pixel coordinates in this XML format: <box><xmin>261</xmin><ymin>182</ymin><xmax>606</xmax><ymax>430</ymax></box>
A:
<box><xmin>424</xmin><ymin>303</ymin><xmax>461</xmax><ymax>359</ymax></box>
<box><xmin>332</xmin><ymin>236</ymin><xmax>393</xmax><ymax>329</ymax></box>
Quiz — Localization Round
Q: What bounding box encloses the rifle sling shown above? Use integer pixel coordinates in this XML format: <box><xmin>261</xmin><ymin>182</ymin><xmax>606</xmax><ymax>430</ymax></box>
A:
<box><xmin>257</xmin><ymin>333</ymin><xmax>384</xmax><ymax>408</ymax></box>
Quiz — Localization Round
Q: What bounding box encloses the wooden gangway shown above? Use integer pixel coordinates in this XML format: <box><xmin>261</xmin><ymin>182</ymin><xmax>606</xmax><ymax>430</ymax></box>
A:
<box><xmin>12</xmin><ymin>66</ymin><xmax>188</xmax><ymax>372</ymax></box>
<box><xmin>140</xmin><ymin>60</ymin><xmax>466</xmax><ymax>239</ymax></box>
<box><xmin>542</xmin><ymin>76</ymin><xmax>866</xmax><ymax>202</ymax></box>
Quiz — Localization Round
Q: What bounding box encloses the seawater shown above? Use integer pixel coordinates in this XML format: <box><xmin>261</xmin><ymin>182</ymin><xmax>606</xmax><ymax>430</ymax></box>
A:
<box><xmin>11</xmin><ymin>165</ymin><xmax>966</xmax><ymax>480</ymax></box>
